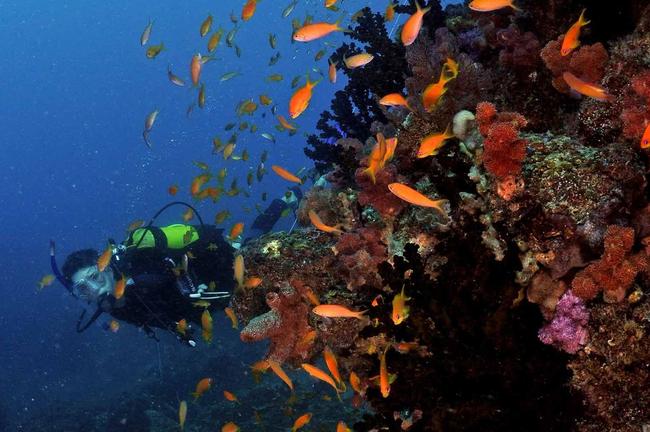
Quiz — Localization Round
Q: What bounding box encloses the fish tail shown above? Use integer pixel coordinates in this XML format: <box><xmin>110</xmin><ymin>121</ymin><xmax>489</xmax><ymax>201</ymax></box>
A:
<box><xmin>362</xmin><ymin>167</ymin><xmax>376</xmax><ymax>184</ymax></box>
<box><xmin>578</xmin><ymin>8</ymin><xmax>590</xmax><ymax>26</ymax></box>
<box><xmin>443</xmin><ymin>123</ymin><xmax>455</xmax><ymax>139</ymax></box>
<box><xmin>355</xmin><ymin>309</ymin><xmax>368</xmax><ymax>319</ymax></box>
<box><xmin>142</xmin><ymin>131</ymin><xmax>152</xmax><ymax>149</ymax></box>
<box><xmin>509</xmin><ymin>1</ymin><xmax>522</xmax><ymax>11</ymax></box>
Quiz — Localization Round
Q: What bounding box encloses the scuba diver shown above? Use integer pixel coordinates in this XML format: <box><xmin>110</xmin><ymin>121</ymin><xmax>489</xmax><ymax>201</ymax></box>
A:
<box><xmin>50</xmin><ymin>188</ymin><xmax>302</xmax><ymax>346</ymax></box>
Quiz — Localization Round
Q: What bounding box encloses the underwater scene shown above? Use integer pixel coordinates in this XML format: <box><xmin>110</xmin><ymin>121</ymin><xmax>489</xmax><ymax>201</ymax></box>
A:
<box><xmin>2</xmin><ymin>0</ymin><xmax>650</xmax><ymax>430</ymax></box>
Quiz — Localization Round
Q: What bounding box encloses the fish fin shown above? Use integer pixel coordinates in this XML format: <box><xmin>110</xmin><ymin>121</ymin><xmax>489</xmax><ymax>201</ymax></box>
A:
<box><xmin>510</xmin><ymin>1</ymin><xmax>522</xmax><ymax>11</ymax></box>
<box><xmin>142</xmin><ymin>131</ymin><xmax>152</xmax><ymax>149</ymax></box>
<box><xmin>578</xmin><ymin>8</ymin><xmax>590</xmax><ymax>26</ymax></box>
<box><xmin>362</xmin><ymin>167</ymin><xmax>376</xmax><ymax>184</ymax></box>
<box><xmin>443</xmin><ymin>123</ymin><xmax>455</xmax><ymax>139</ymax></box>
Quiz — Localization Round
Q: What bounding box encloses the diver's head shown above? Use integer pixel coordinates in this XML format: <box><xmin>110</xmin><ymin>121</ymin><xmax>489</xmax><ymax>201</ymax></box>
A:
<box><xmin>62</xmin><ymin>249</ymin><xmax>115</xmax><ymax>303</ymax></box>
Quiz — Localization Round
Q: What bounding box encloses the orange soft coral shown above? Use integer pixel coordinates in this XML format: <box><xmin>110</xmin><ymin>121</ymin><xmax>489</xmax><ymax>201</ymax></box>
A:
<box><xmin>476</xmin><ymin>102</ymin><xmax>528</xmax><ymax>180</ymax></box>
<box><xmin>571</xmin><ymin>225</ymin><xmax>648</xmax><ymax>302</ymax></box>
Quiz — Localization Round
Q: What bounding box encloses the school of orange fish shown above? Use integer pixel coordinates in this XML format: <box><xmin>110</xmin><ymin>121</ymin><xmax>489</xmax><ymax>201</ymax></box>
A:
<box><xmin>38</xmin><ymin>0</ymin><xmax>636</xmax><ymax>430</ymax></box>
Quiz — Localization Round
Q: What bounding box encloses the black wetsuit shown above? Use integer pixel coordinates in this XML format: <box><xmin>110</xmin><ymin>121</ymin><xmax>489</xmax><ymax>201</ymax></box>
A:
<box><xmin>108</xmin><ymin>225</ymin><xmax>234</xmax><ymax>338</ymax></box>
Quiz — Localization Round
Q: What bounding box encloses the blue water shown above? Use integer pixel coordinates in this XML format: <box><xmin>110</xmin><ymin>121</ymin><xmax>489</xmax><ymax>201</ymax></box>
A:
<box><xmin>0</xmin><ymin>0</ymin><xmax>459</xmax><ymax>429</ymax></box>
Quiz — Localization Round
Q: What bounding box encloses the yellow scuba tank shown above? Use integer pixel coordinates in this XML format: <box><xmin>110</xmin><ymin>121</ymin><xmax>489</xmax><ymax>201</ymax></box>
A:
<box><xmin>127</xmin><ymin>224</ymin><xmax>199</xmax><ymax>249</ymax></box>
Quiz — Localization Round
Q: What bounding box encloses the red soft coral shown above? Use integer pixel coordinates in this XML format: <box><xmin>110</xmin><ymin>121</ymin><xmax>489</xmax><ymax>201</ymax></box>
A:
<box><xmin>571</xmin><ymin>225</ymin><xmax>648</xmax><ymax>302</ymax></box>
<box><xmin>334</xmin><ymin>227</ymin><xmax>387</xmax><ymax>290</ymax></box>
<box><xmin>355</xmin><ymin>164</ymin><xmax>407</xmax><ymax>218</ymax></box>
<box><xmin>621</xmin><ymin>70</ymin><xmax>650</xmax><ymax>141</ymax></box>
<box><xmin>476</xmin><ymin>102</ymin><xmax>528</xmax><ymax>180</ymax></box>
<box><xmin>540</xmin><ymin>36</ymin><xmax>609</xmax><ymax>94</ymax></box>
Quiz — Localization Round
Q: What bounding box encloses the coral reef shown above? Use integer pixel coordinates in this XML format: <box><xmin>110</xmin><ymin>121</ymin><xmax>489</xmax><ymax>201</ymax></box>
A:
<box><xmin>232</xmin><ymin>3</ymin><xmax>650</xmax><ymax>431</ymax></box>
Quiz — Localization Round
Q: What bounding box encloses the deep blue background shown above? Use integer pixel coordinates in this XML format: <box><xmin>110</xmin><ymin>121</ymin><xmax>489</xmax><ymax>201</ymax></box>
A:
<box><xmin>0</xmin><ymin>0</ymin><xmax>459</xmax><ymax>427</ymax></box>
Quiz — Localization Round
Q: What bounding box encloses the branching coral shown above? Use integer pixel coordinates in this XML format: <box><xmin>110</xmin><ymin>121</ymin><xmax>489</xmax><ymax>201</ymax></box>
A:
<box><xmin>304</xmin><ymin>8</ymin><xmax>408</xmax><ymax>177</ymax></box>
<box><xmin>240</xmin><ymin>284</ymin><xmax>311</xmax><ymax>364</ymax></box>
<box><xmin>475</xmin><ymin>102</ymin><xmax>528</xmax><ymax>180</ymax></box>
<box><xmin>570</xmin><ymin>225</ymin><xmax>647</xmax><ymax>303</ymax></box>
<box><xmin>540</xmin><ymin>37</ymin><xmax>609</xmax><ymax>94</ymax></box>
<box><xmin>538</xmin><ymin>290</ymin><xmax>589</xmax><ymax>354</ymax></box>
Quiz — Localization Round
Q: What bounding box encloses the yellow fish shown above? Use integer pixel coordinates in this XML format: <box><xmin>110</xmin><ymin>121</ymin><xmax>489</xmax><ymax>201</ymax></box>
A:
<box><xmin>37</xmin><ymin>274</ymin><xmax>55</xmax><ymax>290</ymax></box>
<box><xmin>391</xmin><ymin>285</ymin><xmax>410</xmax><ymax>325</ymax></box>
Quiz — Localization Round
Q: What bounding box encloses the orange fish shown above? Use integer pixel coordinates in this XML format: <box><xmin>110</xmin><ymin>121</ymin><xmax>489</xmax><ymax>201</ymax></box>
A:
<box><xmin>401</xmin><ymin>1</ymin><xmax>430</xmax><ymax>46</ymax></box>
<box><xmin>343</xmin><ymin>53</ymin><xmax>374</xmax><ymax>69</ymax></box>
<box><xmin>191</xmin><ymin>173</ymin><xmax>210</xmax><ymax>196</ymax></box>
<box><xmin>443</xmin><ymin>57</ymin><xmax>459</xmax><ymax>79</ymax></box>
<box><xmin>641</xmin><ymin>124</ymin><xmax>650</xmax><ymax>149</ymax></box>
<box><xmin>271</xmin><ymin>165</ymin><xmax>303</xmax><ymax>183</ymax></box>
<box><xmin>268</xmin><ymin>359</ymin><xmax>294</xmax><ymax>391</ymax></box>
<box><xmin>388</xmin><ymin>183</ymin><xmax>447</xmax><ymax>213</ymax></box>
<box><xmin>328</xmin><ymin>60</ymin><xmax>337</xmax><ymax>83</ymax></box>
<box><xmin>192</xmin><ymin>377</ymin><xmax>213</xmax><ymax>400</ymax></box>
<box><xmin>229</xmin><ymin>222</ymin><xmax>244</xmax><ymax>240</ymax></box>
<box><xmin>362</xmin><ymin>132</ymin><xmax>394</xmax><ymax>184</ymax></box>
<box><xmin>293</xmin><ymin>21</ymin><xmax>344</xmax><ymax>42</ymax></box>
<box><xmin>176</xmin><ymin>318</ymin><xmax>188</xmax><ymax>335</ymax></box>
<box><xmin>168</xmin><ymin>184</ymin><xmax>178</xmax><ymax>196</ymax></box>
<box><xmin>469</xmin><ymin>0</ymin><xmax>520</xmax><ymax>12</ymax></box>
<box><xmin>190</xmin><ymin>53</ymin><xmax>202</xmax><ymax>86</ymax></box>
<box><xmin>289</xmin><ymin>76</ymin><xmax>319</xmax><ymax>118</ymax></box>
<box><xmin>422</xmin><ymin>68</ymin><xmax>454</xmax><ymax>111</ymax></box>
<box><xmin>379</xmin><ymin>347</ymin><xmax>390</xmax><ymax>398</ymax></box>
<box><xmin>312</xmin><ymin>304</ymin><xmax>366</xmax><ymax>319</ymax></box>
<box><xmin>308</xmin><ymin>210</ymin><xmax>342</xmax><ymax>235</ymax></box>
<box><xmin>394</xmin><ymin>341</ymin><xmax>420</xmax><ymax>354</ymax></box>
<box><xmin>323</xmin><ymin>347</ymin><xmax>345</xmax><ymax>390</ymax></box>
<box><xmin>562</xmin><ymin>72</ymin><xmax>612</xmax><ymax>101</ymax></box>
<box><xmin>221</xmin><ymin>422</ymin><xmax>240</xmax><ymax>432</ymax></box>
<box><xmin>349</xmin><ymin>371</ymin><xmax>363</xmax><ymax>394</ymax></box>
<box><xmin>337</xmin><ymin>421</ymin><xmax>351</xmax><ymax>432</ymax></box>
<box><xmin>201</xmin><ymin>309</ymin><xmax>213</xmax><ymax>343</ymax></box>
<box><xmin>292</xmin><ymin>413</ymin><xmax>312</xmax><ymax>432</ymax></box>
<box><xmin>277</xmin><ymin>114</ymin><xmax>297</xmax><ymax>131</ymax></box>
<box><xmin>244</xmin><ymin>276</ymin><xmax>263</xmax><ymax>289</ymax></box>
<box><xmin>223</xmin><ymin>390</ymin><xmax>240</xmax><ymax>403</ymax></box>
<box><xmin>241</xmin><ymin>0</ymin><xmax>257</xmax><ymax>21</ymax></box>
<box><xmin>379</xmin><ymin>93</ymin><xmax>411</xmax><ymax>110</ymax></box>
<box><xmin>233</xmin><ymin>255</ymin><xmax>244</xmax><ymax>287</ymax></box>
<box><xmin>417</xmin><ymin>124</ymin><xmax>454</xmax><ymax>158</ymax></box>
<box><xmin>301</xmin><ymin>287</ymin><xmax>321</xmax><ymax>306</ymax></box>
<box><xmin>113</xmin><ymin>274</ymin><xmax>126</xmax><ymax>299</ymax></box>
<box><xmin>297</xmin><ymin>329</ymin><xmax>318</xmax><ymax>350</ymax></box>
<box><xmin>224</xmin><ymin>307</ymin><xmax>238</xmax><ymax>329</ymax></box>
<box><xmin>371</xmin><ymin>294</ymin><xmax>383</xmax><ymax>307</ymax></box>
<box><xmin>562</xmin><ymin>9</ymin><xmax>589</xmax><ymax>56</ymax></box>
<box><xmin>97</xmin><ymin>245</ymin><xmax>112</xmax><ymax>272</ymax></box>
<box><xmin>385</xmin><ymin>2</ymin><xmax>395</xmax><ymax>21</ymax></box>
<box><xmin>301</xmin><ymin>363</ymin><xmax>340</xmax><ymax>395</ymax></box>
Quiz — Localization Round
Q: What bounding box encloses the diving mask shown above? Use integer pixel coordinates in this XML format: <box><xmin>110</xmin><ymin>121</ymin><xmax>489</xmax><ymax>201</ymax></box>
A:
<box><xmin>71</xmin><ymin>265</ymin><xmax>114</xmax><ymax>303</ymax></box>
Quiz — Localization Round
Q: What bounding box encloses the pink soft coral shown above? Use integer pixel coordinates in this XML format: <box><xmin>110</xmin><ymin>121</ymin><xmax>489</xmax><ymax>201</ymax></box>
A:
<box><xmin>538</xmin><ymin>290</ymin><xmax>589</xmax><ymax>354</ymax></box>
